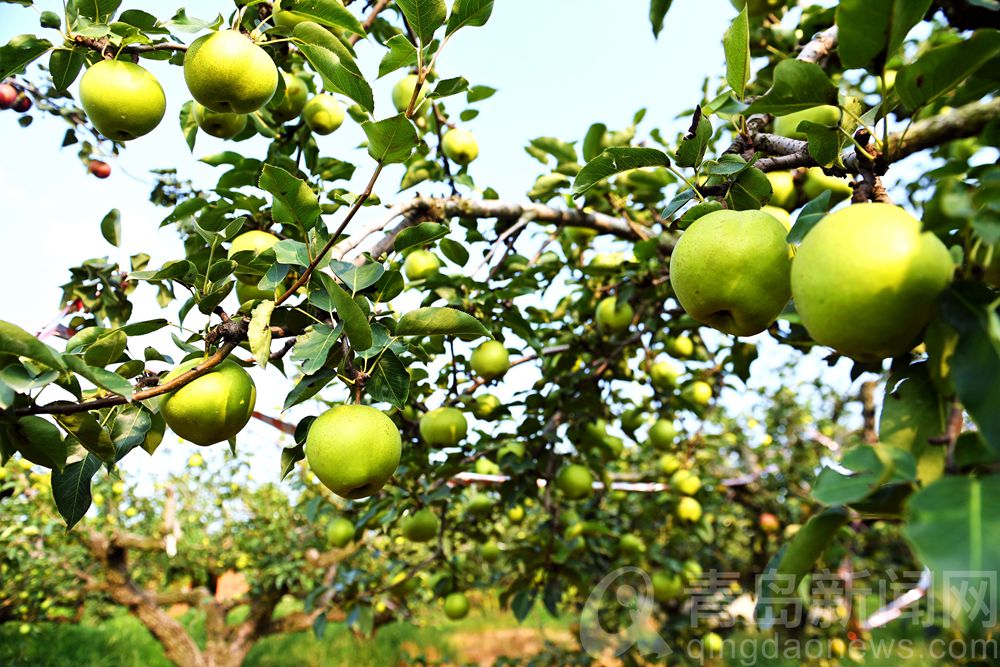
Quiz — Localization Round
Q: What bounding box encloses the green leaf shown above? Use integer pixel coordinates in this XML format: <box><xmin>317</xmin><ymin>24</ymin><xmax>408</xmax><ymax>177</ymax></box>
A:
<box><xmin>9</xmin><ymin>417</ymin><xmax>66</xmax><ymax>471</ymax></box>
<box><xmin>726</xmin><ymin>166</ymin><xmax>771</xmax><ymax>211</ymax></box>
<box><xmin>100</xmin><ymin>208</ymin><xmax>121</xmax><ymax>247</ymax></box>
<box><xmin>162</xmin><ymin>8</ymin><xmax>224</xmax><ymax>33</ymax></box>
<box><xmin>82</xmin><ymin>329</ymin><xmax>126</xmax><ymax>368</ymax></box>
<box><xmin>0</xmin><ymin>35</ymin><xmax>50</xmax><ymax>79</ymax></box>
<box><xmin>366</xmin><ymin>349</ymin><xmax>410</xmax><ymax>409</ymax></box>
<box><xmin>373</xmin><ymin>270</ymin><xmax>404</xmax><ymax>302</ymax></box>
<box><xmin>68</xmin><ymin>0</ymin><xmax>120</xmax><ymax>21</ymax></box>
<box><xmin>938</xmin><ymin>283</ymin><xmax>1000</xmax><ymax>457</ymax></box>
<box><xmin>427</xmin><ymin>76</ymin><xmax>469</xmax><ymax>99</ymax></box>
<box><xmin>880</xmin><ymin>362</ymin><xmax>948</xmax><ymax>485</ymax></box>
<box><xmin>329</xmin><ymin>260</ymin><xmax>384</xmax><ymax>293</ymax></box>
<box><xmin>812</xmin><ymin>445</ymin><xmax>915</xmax><ymax>506</ymax></box>
<box><xmin>51</xmin><ymin>453</ymin><xmax>101</xmax><ymax>529</ymax></box>
<box><xmin>466</xmin><ymin>85</ymin><xmax>495</xmax><ymax>103</ymax></box>
<box><xmin>179</xmin><ymin>99</ymin><xmax>198</xmax><ymax>151</ymax></box>
<box><xmin>111</xmin><ymin>406</ymin><xmax>151</xmax><ymax>461</ymax></box>
<box><xmin>283</xmin><ymin>367</ymin><xmax>337</xmax><ymax>410</ymax></box>
<box><xmin>272</xmin><ymin>239</ymin><xmax>311</xmax><ymax>267</ymax></box>
<box><xmin>836</xmin><ymin>0</ymin><xmax>934</xmax><ymax>70</ymax></box>
<box><xmin>280</xmin><ymin>443</ymin><xmax>305</xmax><ymax>480</ymax></box>
<box><xmin>49</xmin><ymin>48</ymin><xmax>86</xmax><ymax>92</ymax></box>
<box><xmin>396</xmin><ymin>307</ymin><xmax>490</xmax><ymax>338</ymax></box>
<box><xmin>260</xmin><ymin>164</ymin><xmax>321</xmax><ymax>231</ymax></box>
<box><xmin>141</xmin><ymin>411</ymin><xmax>166</xmax><ymax>455</ymax></box>
<box><xmin>723</xmin><ymin>6</ymin><xmax>750</xmax><ymax>100</ymax></box>
<box><xmin>55</xmin><ymin>412</ymin><xmax>116</xmax><ymax>463</ymax></box>
<box><xmin>249</xmin><ymin>300</ymin><xmax>276</xmax><ymax>368</ymax></box>
<box><xmin>582</xmin><ymin>123</ymin><xmax>607</xmax><ymax>163</ymax></box>
<box><xmin>63</xmin><ymin>354</ymin><xmax>134</xmax><ymax>399</ymax></box>
<box><xmin>0</xmin><ymin>320</ymin><xmax>65</xmax><ymax>370</ymax></box>
<box><xmin>361</xmin><ymin>114</ymin><xmax>418</xmax><ymax>164</ymax></box>
<box><xmin>396</xmin><ymin>0</ymin><xmax>446</xmax><ymax>44</ymax></box>
<box><xmin>896</xmin><ymin>29</ymin><xmax>1000</xmax><ymax>111</ymax></box>
<box><xmin>573</xmin><ymin>147</ymin><xmax>671</xmax><ymax>196</ymax></box>
<box><xmin>512</xmin><ymin>589</ymin><xmax>537</xmax><ymax>622</ymax></box>
<box><xmin>325</xmin><ymin>276</ymin><xmax>373</xmax><ymax>350</ymax></box>
<box><xmin>674</xmin><ymin>113</ymin><xmax>712</xmax><ymax>169</ymax></box>
<box><xmin>394</xmin><ymin>222</ymin><xmax>448</xmax><ymax>252</ymax></box>
<box><xmin>745</xmin><ymin>60</ymin><xmax>838</xmax><ymax>115</ymax></box>
<box><xmin>799</xmin><ymin>121</ymin><xmax>841</xmax><ymax>167</ymax></box>
<box><xmin>439</xmin><ymin>238</ymin><xmax>469</xmax><ymax>266</ymax></box>
<box><xmin>377</xmin><ymin>34</ymin><xmax>417</xmax><ymax>78</ymax></box>
<box><xmin>293</xmin><ymin>22</ymin><xmax>374</xmax><ymax>112</ymax></box>
<box><xmin>649</xmin><ymin>0</ymin><xmax>674</xmax><ymax>38</ymax></box>
<box><xmin>446</xmin><ymin>0</ymin><xmax>493</xmax><ymax>36</ymax></box>
<box><xmin>785</xmin><ymin>191</ymin><xmax>832</xmax><ymax>244</ymax></box>
<box><xmin>277</xmin><ymin>0</ymin><xmax>366</xmax><ymax>35</ymax></box>
<box><xmin>293</xmin><ymin>323</ymin><xmax>343</xmax><ymax>375</ymax></box>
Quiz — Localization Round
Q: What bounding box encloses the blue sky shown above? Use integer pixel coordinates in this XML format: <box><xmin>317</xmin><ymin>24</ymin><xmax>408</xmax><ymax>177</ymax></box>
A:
<box><xmin>0</xmin><ymin>1</ymin><xmax>857</xmax><ymax>485</ymax></box>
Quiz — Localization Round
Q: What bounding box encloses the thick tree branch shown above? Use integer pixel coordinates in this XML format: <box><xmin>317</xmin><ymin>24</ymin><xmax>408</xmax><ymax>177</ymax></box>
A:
<box><xmin>72</xmin><ymin>35</ymin><xmax>188</xmax><ymax>56</ymax></box>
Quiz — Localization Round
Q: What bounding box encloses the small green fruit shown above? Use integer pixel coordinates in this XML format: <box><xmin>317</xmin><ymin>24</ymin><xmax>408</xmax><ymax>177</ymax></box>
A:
<box><xmin>648</xmin><ymin>419</ymin><xmax>677</xmax><ymax>450</ymax></box>
<box><xmin>619</xmin><ymin>534</ymin><xmax>645</xmax><ymax>555</ymax></box>
<box><xmin>666</xmin><ymin>335</ymin><xmax>694</xmax><ymax>358</ymax></box>
<box><xmin>403</xmin><ymin>249</ymin><xmax>441</xmax><ymax>280</ymax></box>
<box><xmin>767</xmin><ymin>171</ymin><xmax>796</xmax><ymax>210</ymax></box>
<box><xmin>327</xmin><ymin>517</ymin><xmax>355</xmax><ymax>548</ymax></box>
<box><xmin>471</xmin><ymin>393</ymin><xmax>502</xmax><ymax>420</ymax></box>
<box><xmin>193</xmin><ymin>101</ymin><xmax>247</xmax><ymax>139</ymax></box>
<box><xmin>801</xmin><ymin>167</ymin><xmax>853</xmax><ymax>204</ymax></box>
<box><xmin>659</xmin><ymin>453</ymin><xmax>681</xmax><ymax>475</ymax></box>
<box><xmin>480</xmin><ymin>541</ymin><xmax>502</xmax><ymax>562</ymax></box>
<box><xmin>392</xmin><ymin>74</ymin><xmax>425</xmax><ymax>113</ymax></box>
<box><xmin>269</xmin><ymin>71</ymin><xmax>308</xmax><ymax>123</ymax></box>
<box><xmin>160</xmin><ymin>359</ymin><xmax>256</xmax><ymax>446</ymax></box>
<box><xmin>444</xmin><ymin>592</ymin><xmax>470</xmax><ymax>620</ymax></box>
<box><xmin>595</xmin><ymin>296</ymin><xmax>633</xmax><ymax>333</ymax></box>
<box><xmin>470</xmin><ymin>340</ymin><xmax>510</xmax><ymax>380</ymax></box>
<box><xmin>507</xmin><ymin>505</ymin><xmax>525</xmax><ymax>523</ymax></box>
<box><xmin>773</xmin><ymin>105</ymin><xmax>840</xmax><ymax>140</ymax></box>
<box><xmin>419</xmin><ymin>407</ymin><xmax>468</xmax><ymax>446</ymax></box>
<box><xmin>184</xmin><ymin>30</ymin><xmax>278</xmax><ymax>113</ymax></box>
<box><xmin>670</xmin><ymin>469</ymin><xmax>702</xmax><ymax>496</ymax></box>
<box><xmin>402</xmin><ymin>509</ymin><xmax>439</xmax><ymax>542</ymax></box>
<box><xmin>649</xmin><ymin>360</ymin><xmax>680</xmax><ymax>392</ymax></box>
<box><xmin>303</xmin><ymin>93</ymin><xmax>344</xmax><ymax>135</ymax></box>
<box><xmin>228</xmin><ymin>230</ymin><xmax>279</xmax><ymax>284</ymax></box>
<box><xmin>305</xmin><ymin>405</ymin><xmax>402</xmax><ymax>499</ymax></box>
<box><xmin>682</xmin><ymin>381</ymin><xmax>713</xmax><ymax>406</ymax></box>
<box><xmin>79</xmin><ymin>60</ymin><xmax>166</xmax><ymax>141</ymax></box>
<box><xmin>556</xmin><ymin>464</ymin><xmax>594</xmax><ymax>500</ymax></box>
<box><xmin>442</xmin><ymin>128</ymin><xmax>479</xmax><ymax>165</ymax></box>
<box><xmin>676</xmin><ymin>496</ymin><xmax>703</xmax><ymax>522</ymax></box>
<box><xmin>652</xmin><ymin>572</ymin><xmax>684</xmax><ymax>602</ymax></box>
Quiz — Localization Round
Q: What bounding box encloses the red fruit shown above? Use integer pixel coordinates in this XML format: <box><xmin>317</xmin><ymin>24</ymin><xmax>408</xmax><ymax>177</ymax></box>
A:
<box><xmin>12</xmin><ymin>94</ymin><xmax>31</xmax><ymax>113</ymax></box>
<box><xmin>759</xmin><ymin>512</ymin><xmax>780</xmax><ymax>533</ymax></box>
<box><xmin>88</xmin><ymin>160</ymin><xmax>112</xmax><ymax>179</ymax></box>
<box><xmin>0</xmin><ymin>83</ymin><xmax>16</xmax><ymax>109</ymax></box>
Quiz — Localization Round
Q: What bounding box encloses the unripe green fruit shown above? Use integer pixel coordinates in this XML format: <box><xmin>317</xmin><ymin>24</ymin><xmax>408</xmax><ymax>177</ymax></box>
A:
<box><xmin>652</xmin><ymin>571</ymin><xmax>684</xmax><ymax>602</ymax></box>
<box><xmin>442</xmin><ymin>128</ymin><xmax>479</xmax><ymax>165</ymax></box>
<box><xmin>392</xmin><ymin>74</ymin><xmax>425</xmax><ymax>113</ymax></box>
<box><xmin>193</xmin><ymin>101</ymin><xmax>247</xmax><ymax>139</ymax></box>
<box><xmin>160</xmin><ymin>359</ymin><xmax>256</xmax><ymax>446</ymax></box>
<box><xmin>466</xmin><ymin>493</ymin><xmax>494</xmax><ymax>515</ymax></box>
<box><xmin>303</xmin><ymin>93</ymin><xmax>344</xmax><ymax>135</ymax></box>
<box><xmin>419</xmin><ymin>407</ymin><xmax>468</xmax><ymax>446</ymax></box>
<box><xmin>470</xmin><ymin>340</ymin><xmax>510</xmax><ymax>380</ymax></box>
<box><xmin>767</xmin><ymin>171</ymin><xmax>796</xmax><ymax>210</ymax></box>
<box><xmin>79</xmin><ymin>60</ymin><xmax>166</xmax><ymax>141</ymax></box>
<box><xmin>474</xmin><ymin>457</ymin><xmax>500</xmax><ymax>475</ymax></box>
<box><xmin>404</xmin><ymin>250</ymin><xmax>441</xmax><ymax>280</ymax></box>
<box><xmin>666</xmin><ymin>335</ymin><xmax>694</xmax><ymax>358</ymax></box>
<box><xmin>327</xmin><ymin>517</ymin><xmax>355</xmax><ymax>548</ymax></box>
<box><xmin>507</xmin><ymin>505</ymin><xmax>525</xmax><ymax>523</ymax></box>
<box><xmin>791</xmin><ymin>203</ymin><xmax>954</xmax><ymax>361</ymax></box>
<box><xmin>659</xmin><ymin>453</ymin><xmax>681</xmax><ymax>475</ymax></box>
<box><xmin>670</xmin><ymin>209</ymin><xmax>792</xmax><ymax>336</ymax></box>
<box><xmin>676</xmin><ymin>496</ymin><xmax>703</xmax><ymax>522</ymax></box>
<box><xmin>184</xmin><ymin>30</ymin><xmax>278</xmax><ymax>113</ymax></box>
<box><xmin>761</xmin><ymin>205</ymin><xmax>792</xmax><ymax>231</ymax></box>
<box><xmin>773</xmin><ymin>105</ymin><xmax>840</xmax><ymax>140</ymax></box>
<box><xmin>682</xmin><ymin>381</ymin><xmax>713</xmax><ymax>406</ymax></box>
<box><xmin>801</xmin><ymin>167</ymin><xmax>853</xmax><ymax>204</ymax></box>
<box><xmin>649</xmin><ymin>360</ymin><xmax>680</xmax><ymax>392</ymax></box>
<box><xmin>648</xmin><ymin>419</ymin><xmax>677</xmax><ymax>450</ymax></box>
<box><xmin>619</xmin><ymin>534</ymin><xmax>645</xmax><ymax>555</ymax></box>
<box><xmin>670</xmin><ymin>469</ymin><xmax>702</xmax><ymax>495</ymax></box>
<box><xmin>471</xmin><ymin>393</ymin><xmax>502</xmax><ymax>420</ymax></box>
<box><xmin>595</xmin><ymin>296</ymin><xmax>633</xmax><ymax>333</ymax></box>
<box><xmin>305</xmin><ymin>405</ymin><xmax>402</xmax><ymax>499</ymax></box>
<box><xmin>269</xmin><ymin>71</ymin><xmax>308</xmax><ymax>123</ymax></box>
<box><xmin>228</xmin><ymin>230</ymin><xmax>280</xmax><ymax>284</ymax></box>
<box><xmin>235</xmin><ymin>281</ymin><xmax>281</xmax><ymax>307</ymax></box>
<box><xmin>402</xmin><ymin>509</ymin><xmax>439</xmax><ymax>542</ymax></box>
<box><xmin>556</xmin><ymin>464</ymin><xmax>594</xmax><ymax>500</ymax></box>
<box><xmin>480</xmin><ymin>541</ymin><xmax>501</xmax><ymax>562</ymax></box>
<box><xmin>444</xmin><ymin>592</ymin><xmax>470</xmax><ymax>620</ymax></box>
<box><xmin>703</xmin><ymin>632</ymin><xmax>724</xmax><ymax>655</ymax></box>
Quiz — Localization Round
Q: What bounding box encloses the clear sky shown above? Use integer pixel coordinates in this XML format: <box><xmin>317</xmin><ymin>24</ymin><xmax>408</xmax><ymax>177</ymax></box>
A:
<box><xmin>0</xmin><ymin>1</ymin><xmax>857</xmax><ymax>485</ymax></box>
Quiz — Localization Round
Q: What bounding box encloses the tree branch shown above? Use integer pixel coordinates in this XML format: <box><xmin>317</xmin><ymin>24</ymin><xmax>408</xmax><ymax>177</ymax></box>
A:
<box><xmin>347</xmin><ymin>0</ymin><xmax>393</xmax><ymax>46</ymax></box>
<box><xmin>72</xmin><ymin>35</ymin><xmax>188</xmax><ymax>55</ymax></box>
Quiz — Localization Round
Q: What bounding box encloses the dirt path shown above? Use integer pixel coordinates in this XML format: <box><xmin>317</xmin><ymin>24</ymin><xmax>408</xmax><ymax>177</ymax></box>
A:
<box><xmin>449</xmin><ymin>627</ymin><xmax>576</xmax><ymax>665</ymax></box>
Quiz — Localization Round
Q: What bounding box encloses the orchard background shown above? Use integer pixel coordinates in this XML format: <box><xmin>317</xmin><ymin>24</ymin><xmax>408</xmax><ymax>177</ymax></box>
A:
<box><xmin>0</xmin><ymin>0</ymin><xmax>999</xmax><ymax>665</ymax></box>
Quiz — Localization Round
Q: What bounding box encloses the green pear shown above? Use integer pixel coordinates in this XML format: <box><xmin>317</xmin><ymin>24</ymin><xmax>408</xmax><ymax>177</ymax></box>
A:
<box><xmin>669</xmin><ymin>209</ymin><xmax>792</xmax><ymax>336</ymax></box>
<box><xmin>160</xmin><ymin>359</ymin><xmax>256</xmax><ymax>446</ymax></box>
<box><xmin>444</xmin><ymin>592</ymin><xmax>470</xmax><ymax>620</ymax></box>
<box><xmin>419</xmin><ymin>407</ymin><xmax>468</xmax><ymax>446</ymax></box>
<box><xmin>270</xmin><ymin>0</ymin><xmax>312</xmax><ymax>31</ymax></box>
<box><xmin>702</xmin><ymin>632</ymin><xmax>724</xmax><ymax>655</ymax></box>
<box><xmin>327</xmin><ymin>517</ymin><xmax>355</xmax><ymax>548</ymax></box>
<box><xmin>79</xmin><ymin>60</ymin><xmax>166</xmax><ymax>141</ymax></box>
<box><xmin>192</xmin><ymin>101</ymin><xmax>247</xmax><ymax>139</ymax></box>
<box><xmin>682</xmin><ymin>381</ymin><xmax>713</xmax><ymax>406</ymax></box>
<box><xmin>474</xmin><ymin>457</ymin><xmax>500</xmax><ymax>475</ymax></box>
<box><xmin>802</xmin><ymin>167</ymin><xmax>853</xmax><ymax>204</ymax></box>
<box><xmin>595</xmin><ymin>296</ymin><xmax>633</xmax><ymax>333</ymax></box>
<box><xmin>470</xmin><ymin>340</ymin><xmax>510</xmax><ymax>380</ymax></box>
<box><xmin>235</xmin><ymin>281</ymin><xmax>281</xmax><ymax>308</ymax></box>
<box><xmin>404</xmin><ymin>249</ymin><xmax>441</xmax><ymax>280</ymax></box>
<box><xmin>773</xmin><ymin>105</ymin><xmax>840</xmax><ymax>140</ymax></box>
<box><xmin>269</xmin><ymin>71</ymin><xmax>308</xmax><ymax>123</ymax></box>
<box><xmin>767</xmin><ymin>171</ymin><xmax>796</xmax><ymax>210</ymax></box>
<box><xmin>666</xmin><ymin>335</ymin><xmax>694</xmax><ymax>358</ymax></box>
<box><xmin>659</xmin><ymin>453</ymin><xmax>681</xmax><ymax>475</ymax></box>
<box><xmin>676</xmin><ymin>496</ymin><xmax>703</xmax><ymax>522</ymax></box>
<box><xmin>649</xmin><ymin>360</ymin><xmax>681</xmax><ymax>391</ymax></box>
<box><xmin>652</xmin><ymin>571</ymin><xmax>684</xmax><ymax>602</ymax></box>
<box><xmin>761</xmin><ymin>205</ymin><xmax>792</xmax><ymax>231</ymax></box>
<box><xmin>392</xmin><ymin>74</ymin><xmax>426</xmax><ymax>113</ymax></box>
<box><xmin>471</xmin><ymin>393</ymin><xmax>502</xmax><ymax>420</ymax></box>
<box><xmin>619</xmin><ymin>534</ymin><xmax>645</xmax><ymax>555</ymax></box>
<box><xmin>507</xmin><ymin>505</ymin><xmax>525</xmax><ymax>523</ymax></box>
<box><xmin>228</xmin><ymin>230</ymin><xmax>279</xmax><ymax>284</ymax></box>
<box><xmin>442</xmin><ymin>128</ymin><xmax>479</xmax><ymax>165</ymax></box>
<box><xmin>401</xmin><ymin>509</ymin><xmax>439</xmax><ymax>542</ymax></box>
<box><xmin>465</xmin><ymin>493</ymin><xmax>494</xmax><ymax>516</ymax></box>
<box><xmin>648</xmin><ymin>419</ymin><xmax>677</xmax><ymax>450</ymax></box>
<box><xmin>670</xmin><ymin>469</ymin><xmax>702</xmax><ymax>495</ymax></box>
<box><xmin>556</xmin><ymin>464</ymin><xmax>594</xmax><ymax>499</ymax></box>
<box><xmin>184</xmin><ymin>30</ymin><xmax>278</xmax><ymax>113</ymax></box>
<box><xmin>305</xmin><ymin>405</ymin><xmax>402</xmax><ymax>499</ymax></box>
<box><xmin>498</xmin><ymin>441</ymin><xmax>526</xmax><ymax>461</ymax></box>
<box><xmin>480</xmin><ymin>541</ymin><xmax>502</xmax><ymax>562</ymax></box>
<box><xmin>791</xmin><ymin>203</ymin><xmax>954</xmax><ymax>361</ymax></box>
<box><xmin>303</xmin><ymin>93</ymin><xmax>344</xmax><ymax>135</ymax></box>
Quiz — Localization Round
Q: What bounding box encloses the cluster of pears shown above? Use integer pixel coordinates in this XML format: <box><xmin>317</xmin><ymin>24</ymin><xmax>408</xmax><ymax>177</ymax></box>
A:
<box><xmin>670</xmin><ymin>160</ymin><xmax>953</xmax><ymax>360</ymax></box>
<box><xmin>392</xmin><ymin>73</ymin><xmax>480</xmax><ymax>165</ymax></box>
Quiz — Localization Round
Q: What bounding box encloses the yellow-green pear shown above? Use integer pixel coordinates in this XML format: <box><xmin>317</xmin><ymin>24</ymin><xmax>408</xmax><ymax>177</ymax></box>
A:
<box><xmin>79</xmin><ymin>60</ymin><xmax>166</xmax><ymax>141</ymax></box>
<box><xmin>666</xmin><ymin>335</ymin><xmax>694</xmax><ymax>358</ymax></box>
<box><xmin>556</xmin><ymin>464</ymin><xmax>594</xmax><ymax>499</ymax></box>
<box><xmin>442</xmin><ymin>128</ymin><xmax>479</xmax><ymax>165</ymax></box>
<box><xmin>184</xmin><ymin>30</ymin><xmax>279</xmax><ymax>113</ymax></box>
<box><xmin>480</xmin><ymin>541</ymin><xmax>502</xmax><ymax>562</ymax></box>
<box><xmin>419</xmin><ymin>407</ymin><xmax>468</xmax><ymax>446</ymax></box>
<box><xmin>404</xmin><ymin>249</ymin><xmax>441</xmax><ymax>280</ymax></box>
<box><xmin>659</xmin><ymin>453</ymin><xmax>681</xmax><ymax>475</ymax></box>
<box><xmin>773</xmin><ymin>105</ymin><xmax>840</xmax><ymax>140</ymax></box>
<box><xmin>648</xmin><ymin>419</ymin><xmax>677</xmax><ymax>450</ymax></box>
<box><xmin>303</xmin><ymin>93</ymin><xmax>344</xmax><ymax>135</ymax></box>
<box><xmin>652</xmin><ymin>571</ymin><xmax>685</xmax><ymax>602</ymax></box>
<box><xmin>767</xmin><ymin>171</ymin><xmax>797</xmax><ymax>210</ymax></box>
<box><xmin>595</xmin><ymin>296</ymin><xmax>633</xmax><ymax>333</ymax></box>
<box><xmin>470</xmin><ymin>340</ymin><xmax>510</xmax><ymax>380</ymax></box>
<box><xmin>669</xmin><ymin>209</ymin><xmax>792</xmax><ymax>336</ymax></box>
<box><xmin>392</xmin><ymin>74</ymin><xmax>426</xmax><ymax>113</ymax></box>
<box><xmin>192</xmin><ymin>101</ymin><xmax>247</xmax><ymax>139</ymax></box>
<box><xmin>402</xmin><ymin>509</ymin><xmax>439</xmax><ymax>542</ymax></box>
<box><xmin>649</xmin><ymin>360</ymin><xmax>681</xmax><ymax>391</ymax></box>
<box><xmin>444</xmin><ymin>592</ymin><xmax>470</xmax><ymax>620</ymax></box>
<box><xmin>235</xmin><ymin>281</ymin><xmax>281</xmax><ymax>307</ymax></box>
<box><xmin>682</xmin><ymin>381</ymin><xmax>713</xmax><ymax>406</ymax></box>
<box><xmin>762</xmin><ymin>205</ymin><xmax>792</xmax><ymax>231</ymax></box>
<box><xmin>671</xmin><ymin>469</ymin><xmax>702</xmax><ymax>495</ymax></box>
<box><xmin>269</xmin><ymin>71</ymin><xmax>308</xmax><ymax>123</ymax></box>
<box><xmin>802</xmin><ymin>167</ymin><xmax>853</xmax><ymax>204</ymax></box>
<box><xmin>228</xmin><ymin>230</ymin><xmax>279</xmax><ymax>284</ymax></box>
<box><xmin>676</xmin><ymin>496</ymin><xmax>703</xmax><ymax>522</ymax></box>
<box><xmin>305</xmin><ymin>405</ymin><xmax>402</xmax><ymax>499</ymax></box>
<box><xmin>791</xmin><ymin>203</ymin><xmax>954</xmax><ymax>361</ymax></box>
<box><xmin>160</xmin><ymin>359</ymin><xmax>256</xmax><ymax>446</ymax></box>
<box><xmin>327</xmin><ymin>517</ymin><xmax>355</xmax><ymax>547</ymax></box>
